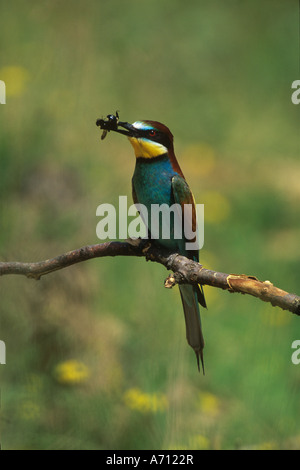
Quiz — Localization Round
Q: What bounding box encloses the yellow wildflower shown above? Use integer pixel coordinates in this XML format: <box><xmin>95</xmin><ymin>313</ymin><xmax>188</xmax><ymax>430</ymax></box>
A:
<box><xmin>198</xmin><ymin>391</ymin><xmax>220</xmax><ymax>416</ymax></box>
<box><xmin>54</xmin><ymin>359</ymin><xmax>90</xmax><ymax>385</ymax></box>
<box><xmin>123</xmin><ymin>387</ymin><xmax>168</xmax><ymax>413</ymax></box>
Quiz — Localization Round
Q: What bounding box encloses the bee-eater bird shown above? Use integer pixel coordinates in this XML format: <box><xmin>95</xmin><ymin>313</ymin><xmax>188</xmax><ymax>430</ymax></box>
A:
<box><xmin>97</xmin><ymin>116</ymin><xmax>206</xmax><ymax>372</ymax></box>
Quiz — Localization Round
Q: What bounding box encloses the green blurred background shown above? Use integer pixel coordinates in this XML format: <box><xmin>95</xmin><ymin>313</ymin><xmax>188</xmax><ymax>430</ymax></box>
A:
<box><xmin>0</xmin><ymin>0</ymin><xmax>299</xmax><ymax>450</ymax></box>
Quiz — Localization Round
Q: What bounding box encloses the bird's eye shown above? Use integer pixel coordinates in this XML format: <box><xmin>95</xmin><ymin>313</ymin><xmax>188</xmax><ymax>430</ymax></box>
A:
<box><xmin>149</xmin><ymin>129</ymin><xmax>156</xmax><ymax>136</ymax></box>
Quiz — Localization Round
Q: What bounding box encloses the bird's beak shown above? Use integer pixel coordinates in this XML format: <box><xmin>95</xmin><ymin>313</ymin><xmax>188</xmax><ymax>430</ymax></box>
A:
<box><xmin>114</xmin><ymin>121</ymin><xmax>138</xmax><ymax>137</ymax></box>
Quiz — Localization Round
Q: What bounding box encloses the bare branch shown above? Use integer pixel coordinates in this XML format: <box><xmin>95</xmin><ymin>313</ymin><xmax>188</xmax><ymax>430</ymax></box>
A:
<box><xmin>0</xmin><ymin>239</ymin><xmax>299</xmax><ymax>316</ymax></box>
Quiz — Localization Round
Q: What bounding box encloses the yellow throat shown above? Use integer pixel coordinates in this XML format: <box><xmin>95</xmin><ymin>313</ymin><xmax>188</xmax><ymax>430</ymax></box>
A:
<box><xmin>128</xmin><ymin>137</ymin><xmax>168</xmax><ymax>159</ymax></box>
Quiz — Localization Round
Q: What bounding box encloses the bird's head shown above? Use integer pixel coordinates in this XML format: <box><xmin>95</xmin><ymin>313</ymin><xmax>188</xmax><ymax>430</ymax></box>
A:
<box><xmin>112</xmin><ymin>119</ymin><xmax>174</xmax><ymax>159</ymax></box>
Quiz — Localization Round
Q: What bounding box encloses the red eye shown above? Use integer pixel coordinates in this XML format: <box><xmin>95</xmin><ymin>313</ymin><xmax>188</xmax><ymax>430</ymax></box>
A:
<box><xmin>149</xmin><ymin>129</ymin><xmax>156</xmax><ymax>136</ymax></box>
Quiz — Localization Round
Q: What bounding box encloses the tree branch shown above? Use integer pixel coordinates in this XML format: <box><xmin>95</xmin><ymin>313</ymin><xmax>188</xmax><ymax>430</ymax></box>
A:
<box><xmin>0</xmin><ymin>239</ymin><xmax>299</xmax><ymax>316</ymax></box>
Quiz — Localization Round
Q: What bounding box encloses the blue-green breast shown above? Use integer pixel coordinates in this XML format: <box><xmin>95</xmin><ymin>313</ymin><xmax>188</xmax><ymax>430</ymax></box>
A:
<box><xmin>132</xmin><ymin>155</ymin><xmax>180</xmax><ymax>250</ymax></box>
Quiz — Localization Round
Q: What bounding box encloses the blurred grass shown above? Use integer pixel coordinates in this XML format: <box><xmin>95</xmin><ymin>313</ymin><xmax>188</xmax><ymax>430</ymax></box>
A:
<box><xmin>0</xmin><ymin>0</ymin><xmax>299</xmax><ymax>450</ymax></box>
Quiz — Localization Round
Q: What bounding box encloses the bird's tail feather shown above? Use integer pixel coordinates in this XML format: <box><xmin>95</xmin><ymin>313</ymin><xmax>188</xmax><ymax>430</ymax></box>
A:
<box><xmin>179</xmin><ymin>284</ymin><xmax>205</xmax><ymax>373</ymax></box>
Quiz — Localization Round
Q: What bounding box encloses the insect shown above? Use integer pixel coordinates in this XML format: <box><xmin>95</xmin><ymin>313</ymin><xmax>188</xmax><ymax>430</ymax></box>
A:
<box><xmin>96</xmin><ymin>111</ymin><xmax>120</xmax><ymax>140</ymax></box>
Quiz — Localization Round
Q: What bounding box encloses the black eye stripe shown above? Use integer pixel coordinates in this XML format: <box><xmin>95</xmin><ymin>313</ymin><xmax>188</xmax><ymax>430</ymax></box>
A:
<box><xmin>139</xmin><ymin>129</ymin><xmax>171</xmax><ymax>149</ymax></box>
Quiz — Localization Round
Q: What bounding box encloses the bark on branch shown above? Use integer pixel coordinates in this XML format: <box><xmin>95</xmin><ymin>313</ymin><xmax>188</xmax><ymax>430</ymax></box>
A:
<box><xmin>0</xmin><ymin>239</ymin><xmax>299</xmax><ymax>316</ymax></box>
